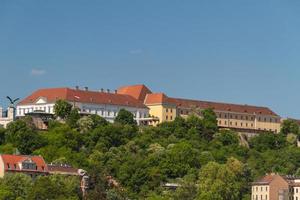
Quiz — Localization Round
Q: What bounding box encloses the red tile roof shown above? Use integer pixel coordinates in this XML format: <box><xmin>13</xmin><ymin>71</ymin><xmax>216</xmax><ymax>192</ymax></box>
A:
<box><xmin>18</xmin><ymin>88</ymin><xmax>148</xmax><ymax>109</ymax></box>
<box><xmin>252</xmin><ymin>174</ymin><xmax>287</xmax><ymax>185</ymax></box>
<box><xmin>47</xmin><ymin>164</ymin><xmax>78</xmax><ymax>175</ymax></box>
<box><xmin>144</xmin><ymin>93</ymin><xmax>279</xmax><ymax>116</ymax></box>
<box><xmin>144</xmin><ymin>93</ymin><xmax>170</xmax><ymax>105</ymax></box>
<box><xmin>0</xmin><ymin>154</ymin><xmax>48</xmax><ymax>172</ymax></box>
<box><xmin>117</xmin><ymin>84</ymin><xmax>152</xmax><ymax>102</ymax></box>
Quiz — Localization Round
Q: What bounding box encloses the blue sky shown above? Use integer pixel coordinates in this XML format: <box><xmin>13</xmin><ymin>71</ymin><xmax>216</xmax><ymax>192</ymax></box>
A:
<box><xmin>1</xmin><ymin>0</ymin><xmax>300</xmax><ymax>118</ymax></box>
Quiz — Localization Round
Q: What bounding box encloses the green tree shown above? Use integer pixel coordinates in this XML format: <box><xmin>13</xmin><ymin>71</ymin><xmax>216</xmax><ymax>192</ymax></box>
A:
<box><xmin>1</xmin><ymin>173</ymin><xmax>32</xmax><ymax>200</ymax></box>
<box><xmin>77</xmin><ymin>116</ymin><xmax>94</xmax><ymax>133</ymax></box>
<box><xmin>0</xmin><ymin>127</ymin><xmax>6</xmax><ymax>145</ymax></box>
<box><xmin>249</xmin><ymin>133</ymin><xmax>287</xmax><ymax>152</ymax></box>
<box><xmin>54</xmin><ymin>100</ymin><xmax>73</xmax><ymax>120</ymax></box>
<box><xmin>197</xmin><ymin>160</ymin><xmax>241</xmax><ymax>200</ymax></box>
<box><xmin>6</xmin><ymin>119</ymin><xmax>45</xmax><ymax>154</ymax></box>
<box><xmin>201</xmin><ymin>108</ymin><xmax>218</xmax><ymax>140</ymax></box>
<box><xmin>89</xmin><ymin>114</ymin><xmax>108</xmax><ymax>128</ymax></box>
<box><xmin>115</xmin><ymin>109</ymin><xmax>136</xmax><ymax>125</ymax></box>
<box><xmin>28</xmin><ymin>175</ymin><xmax>80</xmax><ymax>200</ymax></box>
<box><xmin>281</xmin><ymin>119</ymin><xmax>300</xmax><ymax>135</ymax></box>
<box><xmin>66</xmin><ymin>108</ymin><xmax>81</xmax><ymax>128</ymax></box>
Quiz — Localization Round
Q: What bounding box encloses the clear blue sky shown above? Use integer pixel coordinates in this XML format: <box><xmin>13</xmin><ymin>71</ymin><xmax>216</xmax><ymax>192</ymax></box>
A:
<box><xmin>1</xmin><ymin>0</ymin><xmax>300</xmax><ymax>118</ymax></box>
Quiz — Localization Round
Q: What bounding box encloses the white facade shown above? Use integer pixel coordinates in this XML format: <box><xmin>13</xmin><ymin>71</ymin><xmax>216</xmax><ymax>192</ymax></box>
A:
<box><xmin>16</xmin><ymin>97</ymin><xmax>149</xmax><ymax>124</ymax></box>
<box><xmin>0</xmin><ymin>107</ymin><xmax>14</xmax><ymax>128</ymax></box>
<box><xmin>252</xmin><ymin>185</ymin><xmax>269</xmax><ymax>200</ymax></box>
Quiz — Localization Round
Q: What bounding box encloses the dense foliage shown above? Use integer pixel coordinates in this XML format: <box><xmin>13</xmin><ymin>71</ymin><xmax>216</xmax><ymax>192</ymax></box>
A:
<box><xmin>0</xmin><ymin>101</ymin><xmax>300</xmax><ymax>199</ymax></box>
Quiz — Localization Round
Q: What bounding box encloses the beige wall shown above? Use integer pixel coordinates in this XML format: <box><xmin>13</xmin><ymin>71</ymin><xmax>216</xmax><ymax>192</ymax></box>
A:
<box><xmin>146</xmin><ymin>104</ymin><xmax>281</xmax><ymax>133</ymax></box>
<box><xmin>290</xmin><ymin>186</ymin><xmax>300</xmax><ymax>200</ymax></box>
<box><xmin>147</xmin><ymin>104</ymin><xmax>176</xmax><ymax>125</ymax></box>
<box><xmin>215</xmin><ymin>111</ymin><xmax>281</xmax><ymax>133</ymax></box>
<box><xmin>252</xmin><ymin>185</ymin><xmax>269</xmax><ymax>200</ymax></box>
<box><xmin>0</xmin><ymin>156</ymin><xmax>4</xmax><ymax>178</ymax></box>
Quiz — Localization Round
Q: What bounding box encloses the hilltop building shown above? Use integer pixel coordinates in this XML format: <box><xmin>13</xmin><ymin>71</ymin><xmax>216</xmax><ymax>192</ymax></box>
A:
<box><xmin>118</xmin><ymin>84</ymin><xmax>281</xmax><ymax>134</ymax></box>
<box><xmin>16</xmin><ymin>87</ymin><xmax>151</xmax><ymax>125</ymax></box>
<box><xmin>15</xmin><ymin>84</ymin><xmax>281</xmax><ymax>133</ymax></box>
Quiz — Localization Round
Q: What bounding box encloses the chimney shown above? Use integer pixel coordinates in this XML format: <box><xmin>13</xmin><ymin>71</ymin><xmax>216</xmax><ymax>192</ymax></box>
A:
<box><xmin>75</xmin><ymin>86</ymin><xmax>79</xmax><ymax>90</ymax></box>
<box><xmin>100</xmin><ymin>88</ymin><xmax>104</xmax><ymax>92</ymax></box>
<box><xmin>114</xmin><ymin>90</ymin><xmax>117</xmax><ymax>94</ymax></box>
<box><xmin>107</xmin><ymin>89</ymin><xmax>110</xmax><ymax>93</ymax></box>
<box><xmin>84</xmin><ymin>87</ymin><xmax>88</xmax><ymax>91</ymax></box>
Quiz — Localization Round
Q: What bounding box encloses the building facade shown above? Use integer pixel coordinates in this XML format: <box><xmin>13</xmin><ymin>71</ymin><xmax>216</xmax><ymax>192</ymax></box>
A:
<box><xmin>252</xmin><ymin>174</ymin><xmax>289</xmax><ymax>200</ymax></box>
<box><xmin>117</xmin><ymin>84</ymin><xmax>281</xmax><ymax>134</ymax></box>
<box><xmin>16</xmin><ymin>87</ymin><xmax>149</xmax><ymax>125</ymax></box>
<box><xmin>0</xmin><ymin>154</ymin><xmax>48</xmax><ymax>178</ymax></box>
<box><xmin>252</xmin><ymin>174</ymin><xmax>300</xmax><ymax>200</ymax></box>
<box><xmin>0</xmin><ymin>107</ymin><xmax>15</xmax><ymax>128</ymax></box>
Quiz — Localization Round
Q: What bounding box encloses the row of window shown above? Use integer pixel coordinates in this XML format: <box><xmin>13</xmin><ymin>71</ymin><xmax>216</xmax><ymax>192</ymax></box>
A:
<box><xmin>252</xmin><ymin>194</ymin><xmax>268</xmax><ymax>200</ymax></box>
<box><xmin>165</xmin><ymin>108</ymin><xmax>173</xmax><ymax>113</ymax></box>
<box><xmin>290</xmin><ymin>187</ymin><xmax>300</xmax><ymax>193</ymax></box>
<box><xmin>290</xmin><ymin>196</ymin><xmax>300</xmax><ymax>200</ymax></box>
<box><xmin>219</xmin><ymin>120</ymin><xmax>254</xmax><ymax>128</ymax></box>
<box><xmin>223</xmin><ymin>122</ymin><xmax>278</xmax><ymax>132</ymax></box>
<box><xmin>218</xmin><ymin>113</ymin><xmax>278</xmax><ymax>123</ymax></box>
<box><xmin>165</xmin><ymin>115</ymin><xmax>173</xmax><ymax>121</ymax></box>
<box><xmin>18</xmin><ymin>107</ymin><xmax>147</xmax><ymax>118</ymax></box>
<box><xmin>253</xmin><ymin>186</ymin><xmax>268</xmax><ymax>192</ymax></box>
<box><xmin>18</xmin><ymin>107</ymin><xmax>53</xmax><ymax>115</ymax></box>
<box><xmin>6</xmin><ymin>163</ymin><xmax>45</xmax><ymax>171</ymax></box>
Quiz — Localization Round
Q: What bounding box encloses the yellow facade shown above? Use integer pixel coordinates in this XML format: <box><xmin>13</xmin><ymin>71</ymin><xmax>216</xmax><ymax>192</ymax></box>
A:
<box><xmin>146</xmin><ymin>103</ymin><xmax>281</xmax><ymax>133</ymax></box>
<box><xmin>147</xmin><ymin>104</ymin><xmax>177</xmax><ymax>125</ymax></box>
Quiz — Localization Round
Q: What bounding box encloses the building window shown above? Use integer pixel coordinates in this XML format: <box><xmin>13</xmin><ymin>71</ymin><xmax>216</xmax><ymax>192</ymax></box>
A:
<box><xmin>219</xmin><ymin>114</ymin><xmax>221</xmax><ymax>118</ymax></box>
<box><xmin>246</xmin><ymin>116</ymin><xmax>248</xmax><ymax>120</ymax></box>
<box><xmin>241</xmin><ymin>116</ymin><xmax>243</xmax><ymax>120</ymax></box>
<box><xmin>235</xmin><ymin>115</ymin><xmax>238</xmax><ymax>119</ymax></box>
<box><xmin>246</xmin><ymin>123</ymin><xmax>248</xmax><ymax>127</ymax></box>
<box><xmin>225</xmin><ymin>121</ymin><xmax>227</xmax><ymax>125</ymax></box>
<box><xmin>180</xmin><ymin>110</ymin><xmax>183</xmax><ymax>114</ymax></box>
<box><xmin>170</xmin><ymin>109</ymin><xmax>173</xmax><ymax>113</ymax></box>
<box><xmin>7</xmin><ymin>164</ymin><xmax>10</xmax><ymax>169</ymax></box>
<box><xmin>166</xmin><ymin>108</ymin><xmax>168</xmax><ymax>112</ymax></box>
<box><xmin>264</xmin><ymin>118</ymin><xmax>266</xmax><ymax>122</ymax></box>
<box><xmin>235</xmin><ymin>122</ymin><xmax>238</xmax><ymax>126</ymax></box>
<box><xmin>241</xmin><ymin>123</ymin><xmax>243</xmax><ymax>127</ymax></box>
<box><xmin>258</xmin><ymin>117</ymin><xmax>261</xmax><ymax>121</ymax></box>
<box><xmin>166</xmin><ymin>116</ymin><xmax>168</xmax><ymax>120</ymax></box>
<box><xmin>230</xmin><ymin>121</ymin><xmax>232</xmax><ymax>125</ymax></box>
<box><xmin>224</xmin><ymin>114</ymin><xmax>227</xmax><ymax>118</ymax></box>
<box><xmin>170</xmin><ymin>116</ymin><xmax>173</xmax><ymax>120</ymax></box>
<box><xmin>266</xmin><ymin>186</ymin><xmax>267</xmax><ymax>191</ymax></box>
<box><xmin>251</xmin><ymin>123</ymin><xmax>254</xmax><ymax>127</ymax></box>
<box><xmin>14</xmin><ymin>164</ymin><xmax>16</xmax><ymax>169</ymax></box>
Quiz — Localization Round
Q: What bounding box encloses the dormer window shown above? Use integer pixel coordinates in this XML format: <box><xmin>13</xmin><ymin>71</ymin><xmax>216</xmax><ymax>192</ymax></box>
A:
<box><xmin>21</xmin><ymin>158</ymin><xmax>37</xmax><ymax>170</ymax></box>
<box><xmin>7</xmin><ymin>163</ymin><xmax>10</xmax><ymax>169</ymax></box>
